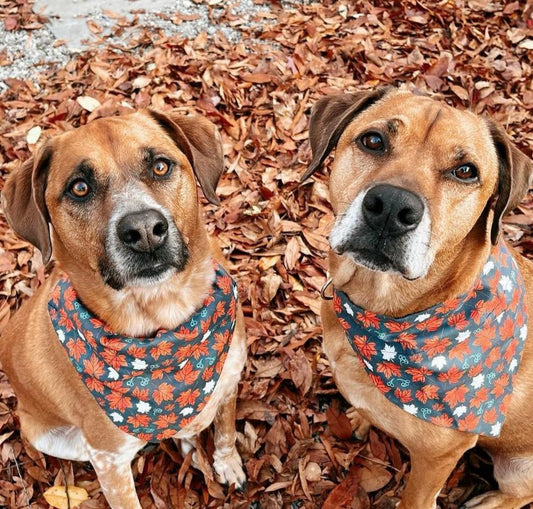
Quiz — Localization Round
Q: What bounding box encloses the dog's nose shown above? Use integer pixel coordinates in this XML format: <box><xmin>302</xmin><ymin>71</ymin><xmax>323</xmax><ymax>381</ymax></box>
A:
<box><xmin>362</xmin><ymin>184</ymin><xmax>424</xmax><ymax>237</ymax></box>
<box><xmin>117</xmin><ymin>209</ymin><xmax>168</xmax><ymax>253</ymax></box>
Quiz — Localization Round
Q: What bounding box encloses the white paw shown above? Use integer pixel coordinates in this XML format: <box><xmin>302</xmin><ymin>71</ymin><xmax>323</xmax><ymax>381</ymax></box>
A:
<box><xmin>213</xmin><ymin>447</ymin><xmax>246</xmax><ymax>488</ymax></box>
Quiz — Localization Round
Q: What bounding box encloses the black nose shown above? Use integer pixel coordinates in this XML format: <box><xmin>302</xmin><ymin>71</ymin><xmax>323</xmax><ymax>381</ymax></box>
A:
<box><xmin>362</xmin><ymin>184</ymin><xmax>424</xmax><ymax>237</ymax></box>
<box><xmin>117</xmin><ymin>209</ymin><xmax>169</xmax><ymax>253</ymax></box>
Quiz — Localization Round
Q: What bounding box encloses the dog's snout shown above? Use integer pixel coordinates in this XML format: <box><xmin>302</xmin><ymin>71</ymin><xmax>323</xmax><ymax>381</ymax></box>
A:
<box><xmin>362</xmin><ymin>184</ymin><xmax>424</xmax><ymax>237</ymax></box>
<box><xmin>117</xmin><ymin>209</ymin><xmax>169</xmax><ymax>253</ymax></box>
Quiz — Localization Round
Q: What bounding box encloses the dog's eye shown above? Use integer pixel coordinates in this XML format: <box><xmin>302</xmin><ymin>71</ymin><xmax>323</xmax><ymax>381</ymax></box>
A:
<box><xmin>358</xmin><ymin>132</ymin><xmax>386</xmax><ymax>153</ymax></box>
<box><xmin>451</xmin><ymin>164</ymin><xmax>478</xmax><ymax>183</ymax></box>
<box><xmin>69</xmin><ymin>179</ymin><xmax>90</xmax><ymax>199</ymax></box>
<box><xmin>152</xmin><ymin>159</ymin><xmax>172</xmax><ymax>178</ymax></box>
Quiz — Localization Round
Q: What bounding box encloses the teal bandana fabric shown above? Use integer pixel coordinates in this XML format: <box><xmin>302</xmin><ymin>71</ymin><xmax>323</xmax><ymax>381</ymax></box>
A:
<box><xmin>48</xmin><ymin>261</ymin><xmax>238</xmax><ymax>442</ymax></box>
<box><xmin>333</xmin><ymin>243</ymin><xmax>527</xmax><ymax>437</ymax></box>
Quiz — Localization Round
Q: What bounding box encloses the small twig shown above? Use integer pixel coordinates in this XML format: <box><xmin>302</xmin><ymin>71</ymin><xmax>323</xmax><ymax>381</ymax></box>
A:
<box><xmin>59</xmin><ymin>459</ymin><xmax>71</xmax><ymax>509</ymax></box>
<box><xmin>10</xmin><ymin>444</ymin><xmax>31</xmax><ymax>508</ymax></box>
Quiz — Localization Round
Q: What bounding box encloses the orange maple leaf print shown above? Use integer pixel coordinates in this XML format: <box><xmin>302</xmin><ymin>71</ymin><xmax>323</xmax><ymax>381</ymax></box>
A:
<box><xmin>175</xmin><ymin>362</ymin><xmax>200</xmax><ymax>385</ymax></box>
<box><xmin>458</xmin><ymin>412</ymin><xmax>480</xmax><ymax>432</ymax></box>
<box><xmin>217</xmin><ymin>275</ymin><xmax>233</xmax><ymax>295</ymax></box>
<box><xmin>437</xmin><ymin>365</ymin><xmax>464</xmax><ymax>384</ymax></box>
<box><xmin>395</xmin><ymin>332</ymin><xmax>417</xmax><ymax>350</ymax></box>
<box><xmin>106</xmin><ymin>391</ymin><xmax>132</xmax><ymax>412</ymax></box>
<box><xmin>394</xmin><ymin>388</ymin><xmax>412</xmax><ymax>403</ymax></box>
<box><xmin>385</xmin><ymin>321</ymin><xmax>411</xmax><ymax>333</ymax></box>
<box><xmin>416</xmin><ymin>315</ymin><xmax>442</xmax><ymax>332</ymax></box>
<box><xmin>356</xmin><ymin>310</ymin><xmax>380</xmax><ymax>329</ymax></box>
<box><xmin>415</xmin><ymin>384</ymin><xmax>439</xmax><ymax>404</ymax></box>
<box><xmin>150</xmin><ymin>340</ymin><xmax>173</xmax><ymax>360</ymax></box>
<box><xmin>154</xmin><ymin>412</ymin><xmax>178</xmax><ymax>430</ymax></box>
<box><xmin>447</xmin><ymin>311</ymin><xmax>469</xmax><ymax>330</ymax></box>
<box><xmin>369</xmin><ymin>374</ymin><xmax>390</xmax><ymax>393</ymax></box>
<box><xmin>153</xmin><ymin>383</ymin><xmax>175</xmax><ymax>405</ymax></box>
<box><xmin>430</xmin><ymin>415</ymin><xmax>453</xmax><ymax>428</ymax></box>
<box><xmin>376</xmin><ymin>362</ymin><xmax>401</xmax><ymax>379</ymax></box>
<box><xmin>405</xmin><ymin>366</ymin><xmax>433</xmax><ymax>383</ymax></box>
<box><xmin>127</xmin><ymin>414</ymin><xmax>151</xmax><ymax>428</ymax></box>
<box><xmin>471</xmin><ymin>388</ymin><xmax>489</xmax><ymax>408</ymax></box>
<box><xmin>67</xmin><ymin>338</ymin><xmax>87</xmax><ymax>362</ymax></box>
<box><xmin>58</xmin><ymin>309</ymin><xmax>75</xmax><ymax>332</ymax></box>
<box><xmin>83</xmin><ymin>354</ymin><xmax>105</xmax><ymax>378</ymax></box>
<box><xmin>178</xmin><ymin>388</ymin><xmax>200</xmax><ymax>406</ymax></box>
<box><xmin>353</xmin><ymin>335</ymin><xmax>377</xmax><ymax>358</ymax></box>
<box><xmin>449</xmin><ymin>341</ymin><xmax>471</xmax><ymax>362</ymax></box>
<box><xmin>132</xmin><ymin>386</ymin><xmax>149</xmax><ymax>401</ymax></box>
<box><xmin>443</xmin><ymin>385</ymin><xmax>469</xmax><ymax>407</ymax></box>
<box><xmin>474</xmin><ymin>324</ymin><xmax>496</xmax><ymax>352</ymax></box>
<box><xmin>174</xmin><ymin>326</ymin><xmax>199</xmax><ymax>342</ymax></box>
<box><xmin>421</xmin><ymin>336</ymin><xmax>451</xmax><ymax>357</ymax></box>
<box><xmin>492</xmin><ymin>374</ymin><xmax>510</xmax><ymax>398</ymax></box>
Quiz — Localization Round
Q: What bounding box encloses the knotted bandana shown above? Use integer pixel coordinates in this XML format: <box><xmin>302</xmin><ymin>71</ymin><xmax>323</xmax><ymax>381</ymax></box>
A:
<box><xmin>333</xmin><ymin>243</ymin><xmax>527</xmax><ymax>437</ymax></box>
<box><xmin>48</xmin><ymin>261</ymin><xmax>238</xmax><ymax>442</ymax></box>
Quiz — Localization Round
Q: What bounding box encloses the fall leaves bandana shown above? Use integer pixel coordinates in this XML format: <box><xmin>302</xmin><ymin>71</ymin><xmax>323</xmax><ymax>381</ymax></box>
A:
<box><xmin>48</xmin><ymin>261</ymin><xmax>238</xmax><ymax>442</ymax></box>
<box><xmin>333</xmin><ymin>243</ymin><xmax>527</xmax><ymax>437</ymax></box>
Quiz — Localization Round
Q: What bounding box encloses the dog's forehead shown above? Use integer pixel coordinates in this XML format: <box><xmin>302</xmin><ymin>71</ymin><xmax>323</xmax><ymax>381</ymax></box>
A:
<box><xmin>344</xmin><ymin>92</ymin><xmax>498</xmax><ymax>165</ymax></box>
<box><xmin>49</xmin><ymin>112</ymin><xmax>178</xmax><ymax>175</ymax></box>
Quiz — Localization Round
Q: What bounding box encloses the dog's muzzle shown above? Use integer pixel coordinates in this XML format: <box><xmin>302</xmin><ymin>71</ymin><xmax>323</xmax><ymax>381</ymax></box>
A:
<box><xmin>330</xmin><ymin>184</ymin><xmax>431</xmax><ymax>279</ymax></box>
<box><xmin>100</xmin><ymin>207</ymin><xmax>188</xmax><ymax>290</ymax></box>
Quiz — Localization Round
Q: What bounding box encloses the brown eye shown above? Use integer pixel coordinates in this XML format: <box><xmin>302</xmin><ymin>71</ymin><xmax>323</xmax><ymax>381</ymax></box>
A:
<box><xmin>69</xmin><ymin>179</ymin><xmax>90</xmax><ymax>198</ymax></box>
<box><xmin>153</xmin><ymin>159</ymin><xmax>171</xmax><ymax>178</ymax></box>
<box><xmin>359</xmin><ymin>132</ymin><xmax>386</xmax><ymax>153</ymax></box>
<box><xmin>451</xmin><ymin>164</ymin><xmax>478</xmax><ymax>182</ymax></box>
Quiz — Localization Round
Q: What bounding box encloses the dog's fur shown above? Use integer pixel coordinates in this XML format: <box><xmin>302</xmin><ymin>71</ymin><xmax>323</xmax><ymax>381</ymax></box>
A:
<box><xmin>0</xmin><ymin>110</ymin><xmax>246</xmax><ymax>508</ymax></box>
<box><xmin>306</xmin><ymin>88</ymin><xmax>533</xmax><ymax>509</ymax></box>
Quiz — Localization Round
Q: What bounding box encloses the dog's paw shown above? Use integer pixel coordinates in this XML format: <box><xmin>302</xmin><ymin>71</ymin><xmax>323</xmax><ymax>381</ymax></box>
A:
<box><xmin>213</xmin><ymin>447</ymin><xmax>246</xmax><ymax>489</ymax></box>
<box><xmin>346</xmin><ymin>407</ymin><xmax>371</xmax><ymax>440</ymax></box>
<box><xmin>462</xmin><ymin>490</ymin><xmax>529</xmax><ymax>509</ymax></box>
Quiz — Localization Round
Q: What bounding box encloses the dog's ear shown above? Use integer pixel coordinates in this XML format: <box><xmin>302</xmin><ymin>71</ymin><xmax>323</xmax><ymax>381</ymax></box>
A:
<box><xmin>148</xmin><ymin>110</ymin><xmax>224</xmax><ymax>206</ymax></box>
<box><xmin>1</xmin><ymin>142</ymin><xmax>53</xmax><ymax>263</ymax></box>
<box><xmin>488</xmin><ymin>120</ymin><xmax>532</xmax><ymax>245</ymax></box>
<box><xmin>302</xmin><ymin>87</ymin><xmax>391</xmax><ymax>181</ymax></box>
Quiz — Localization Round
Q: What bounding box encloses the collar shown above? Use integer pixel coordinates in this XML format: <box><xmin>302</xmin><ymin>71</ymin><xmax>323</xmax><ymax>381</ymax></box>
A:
<box><xmin>332</xmin><ymin>243</ymin><xmax>528</xmax><ymax>437</ymax></box>
<box><xmin>48</xmin><ymin>260</ymin><xmax>238</xmax><ymax>443</ymax></box>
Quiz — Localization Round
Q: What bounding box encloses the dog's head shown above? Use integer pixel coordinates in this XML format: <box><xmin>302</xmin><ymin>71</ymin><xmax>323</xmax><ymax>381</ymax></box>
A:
<box><xmin>2</xmin><ymin>110</ymin><xmax>224</xmax><ymax>290</ymax></box>
<box><xmin>305</xmin><ymin>88</ymin><xmax>532</xmax><ymax>280</ymax></box>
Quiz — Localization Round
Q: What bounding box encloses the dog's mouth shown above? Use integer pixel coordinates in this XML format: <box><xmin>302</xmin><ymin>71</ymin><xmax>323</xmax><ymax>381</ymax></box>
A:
<box><xmin>100</xmin><ymin>226</ymin><xmax>189</xmax><ymax>291</ymax></box>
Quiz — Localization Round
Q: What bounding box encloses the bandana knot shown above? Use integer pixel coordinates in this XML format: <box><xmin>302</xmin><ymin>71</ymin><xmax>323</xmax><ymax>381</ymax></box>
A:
<box><xmin>333</xmin><ymin>244</ymin><xmax>527</xmax><ymax>437</ymax></box>
<box><xmin>48</xmin><ymin>261</ymin><xmax>238</xmax><ymax>442</ymax></box>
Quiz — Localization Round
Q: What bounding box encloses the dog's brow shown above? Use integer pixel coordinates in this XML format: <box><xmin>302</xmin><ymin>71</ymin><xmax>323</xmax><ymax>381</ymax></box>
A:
<box><xmin>422</xmin><ymin>108</ymin><xmax>442</xmax><ymax>143</ymax></box>
<box><xmin>386</xmin><ymin>119</ymin><xmax>401</xmax><ymax>134</ymax></box>
<box><xmin>454</xmin><ymin>149</ymin><xmax>468</xmax><ymax>161</ymax></box>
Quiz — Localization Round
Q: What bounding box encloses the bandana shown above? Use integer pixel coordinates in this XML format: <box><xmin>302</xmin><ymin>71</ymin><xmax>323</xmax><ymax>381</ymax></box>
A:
<box><xmin>333</xmin><ymin>243</ymin><xmax>527</xmax><ymax>437</ymax></box>
<box><xmin>48</xmin><ymin>261</ymin><xmax>238</xmax><ymax>443</ymax></box>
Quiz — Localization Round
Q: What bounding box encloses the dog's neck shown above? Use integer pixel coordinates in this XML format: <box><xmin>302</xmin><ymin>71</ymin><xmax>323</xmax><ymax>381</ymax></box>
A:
<box><xmin>55</xmin><ymin>224</ymin><xmax>215</xmax><ymax>338</ymax></box>
<box><xmin>331</xmin><ymin>233</ymin><xmax>493</xmax><ymax>318</ymax></box>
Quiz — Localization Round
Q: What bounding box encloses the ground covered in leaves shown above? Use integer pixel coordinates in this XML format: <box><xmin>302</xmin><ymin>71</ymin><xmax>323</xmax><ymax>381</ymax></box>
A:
<box><xmin>0</xmin><ymin>0</ymin><xmax>532</xmax><ymax>507</ymax></box>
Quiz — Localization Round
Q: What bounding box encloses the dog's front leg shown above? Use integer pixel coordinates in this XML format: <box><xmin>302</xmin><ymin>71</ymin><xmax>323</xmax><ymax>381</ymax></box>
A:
<box><xmin>87</xmin><ymin>444</ymin><xmax>143</xmax><ymax>509</ymax></box>
<box><xmin>212</xmin><ymin>387</ymin><xmax>246</xmax><ymax>488</ymax></box>
<box><xmin>398</xmin><ymin>433</ymin><xmax>478</xmax><ymax>509</ymax></box>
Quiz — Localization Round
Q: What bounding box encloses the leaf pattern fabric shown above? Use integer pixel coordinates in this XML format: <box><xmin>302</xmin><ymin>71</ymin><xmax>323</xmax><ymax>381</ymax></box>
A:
<box><xmin>333</xmin><ymin>243</ymin><xmax>527</xmax><ymax>437</ymax></box>
<box><xmin>48</xmin><ymin>261</ymin><xmax>238</xmax><ymax>442</ymax></box>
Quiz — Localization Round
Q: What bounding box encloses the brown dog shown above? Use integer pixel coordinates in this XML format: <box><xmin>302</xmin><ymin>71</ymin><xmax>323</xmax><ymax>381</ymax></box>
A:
<box><xmin>305</xmin><ymin>87</ymin><xmax>533</xmax><ymax>508</ymax></box>
<box><xmin>0</xmin><ymin>110</ymin><xmax>246</xmax><ymax>508</ymax></box>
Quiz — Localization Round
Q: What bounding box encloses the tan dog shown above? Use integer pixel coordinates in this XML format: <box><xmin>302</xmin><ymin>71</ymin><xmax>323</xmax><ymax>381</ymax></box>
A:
<box><xmin>0</xmin><ymin>110</ymin><xmax>247</xmax><ymax>508</ymax></box>
<box><xmin>305</xmin><ymin>88</ymin><xmax>533</xmax><ymax>509</ymax></box>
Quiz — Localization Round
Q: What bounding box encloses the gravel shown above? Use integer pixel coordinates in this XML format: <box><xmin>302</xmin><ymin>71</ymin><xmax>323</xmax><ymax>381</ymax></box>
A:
<box><xmin>0</xmin><ymin>0</ymin><xmax>311</xmax><ymax>87</ymax></box>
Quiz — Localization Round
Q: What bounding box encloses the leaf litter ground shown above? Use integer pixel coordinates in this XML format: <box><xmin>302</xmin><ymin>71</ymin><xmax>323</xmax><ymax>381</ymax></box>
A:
<box><xmin>0</xmin><ymin>0</ymin><xmax>532</xmax><ymax>507</ymax></box>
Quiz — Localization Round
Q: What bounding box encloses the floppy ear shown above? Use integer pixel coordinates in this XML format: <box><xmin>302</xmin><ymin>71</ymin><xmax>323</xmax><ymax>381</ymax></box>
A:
<box><xmin>147</xmin><ymin>110</ymin><xmax>224</xmax><ymax>206</ymax></box>
<box><xmin>1</xmin><ymin>142</ymin><xmax>53</xmax><ymax>263</ymax></box>
<box><xmin>488</xmin><ymin>120</ymin><xmax>532</xmax><ymax>245</ymax></box>
<box><xmin>302</xmin><ymin>87</ymin><xmax>391</xmax><ymax>181</ymax></box>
